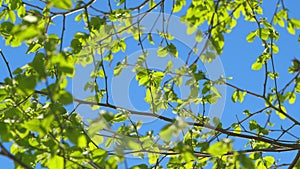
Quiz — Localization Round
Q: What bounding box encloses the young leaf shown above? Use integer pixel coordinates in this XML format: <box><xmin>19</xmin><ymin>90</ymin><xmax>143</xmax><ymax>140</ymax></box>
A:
<box><xmin>53</xmin><ymin>0</ymin><xmax>73</xmax><ymax>10</ymax></box>
<box><xmin>157</xmin><ymin>46</ymin><xmax>168</xmax><ymax>57</ymax></box>
<box><xmin>287</xmin><ymin>21</ymin><xmax>295</xmax><ymax>35</ymax></box>
<box><xmin>173</xmin><ymin>0</ymin><xmax>186</xmax><ymax>13</ymax></box>
<box><xmin>275</xmin><ymin>105</ymin><xmax>287</xmax><ymax>120</ymax></box>
<box><xmin>159</xmin><ymin>124</ymin><xmax>174</xmax><ymax>142</ymax></box>
<box><xmin>251</xmin><ymin>60</ymin><xmax>263</xmax><ymax>70</ymax></box>
<box><xmin>147</xmin><ymin>33</ymin><xmax>155</xmax><ymax>45</ymax></box>
<box><xmin>47</xmin><ymin>155</ymin><xmax>64</xmax><ymax>169</ymax></box>
<box><xmin>207</xmin><ymin>142</ymin><xmax>228</xmax><ymax>156</ymax></box>
<box><xmin>195</xmin><ymin>29</ymin><xmax>203</xmax><ymax>42</ymax></box>
<box><xmin>246</xmin><ymin>31</ymin><xmax>256</xmax><ymax>42</ymax></box>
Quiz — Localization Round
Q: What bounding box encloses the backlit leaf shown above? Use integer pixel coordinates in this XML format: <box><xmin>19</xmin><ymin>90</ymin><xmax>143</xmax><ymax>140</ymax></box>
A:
<box><xmin>53</xmin><ymin>0</ymin><xmax>72</xmax><ymax>10</ymax></box>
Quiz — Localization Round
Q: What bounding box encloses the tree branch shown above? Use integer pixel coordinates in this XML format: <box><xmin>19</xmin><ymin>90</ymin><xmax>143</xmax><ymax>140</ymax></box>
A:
<box><xmin>73</xmin><ymin>98</ymin><xmax>300</xmax><ymax>149</ymax></box>
<box><xmin>288</xmin><ymin>150</ymin><xmax>300</xmax><ymax>169</ymax></box>
<box><xmin>0</xmin><ymin>50</ymin><xmax>13</xmax><ymax>79</ymax></box>
<box><xmin>0</xmin><ymin>143</ymin><xmax>32</xmax><ymax>169</ymax></box>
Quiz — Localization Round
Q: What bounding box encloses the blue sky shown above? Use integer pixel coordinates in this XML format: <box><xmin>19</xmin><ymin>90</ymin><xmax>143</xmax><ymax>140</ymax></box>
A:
<box><xmin>1</xmin><ymin>0</ymin><xmax>300</xmax><ymax>168</ymax></box>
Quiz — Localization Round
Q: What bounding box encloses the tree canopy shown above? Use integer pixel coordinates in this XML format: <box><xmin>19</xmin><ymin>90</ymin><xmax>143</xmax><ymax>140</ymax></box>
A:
<box><xmin>0</xmin><ymin>0</ymin><xmax>300</xmax><ymax>168</ymax></box>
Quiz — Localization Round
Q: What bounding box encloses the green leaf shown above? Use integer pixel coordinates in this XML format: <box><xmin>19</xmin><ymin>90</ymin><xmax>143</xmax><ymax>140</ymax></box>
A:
<box><xmin>116</xmin><ymin>0</ymin><xmax>125</xmax><ymax>6</ymax></box>
<box><xmin>233</xmin><ymin>125</ymin><xmax>241</xmax><ymax>134</ymax></box>
<box><xmin>210</xmin><ymin>86</ymin><xmax>221</xmax><ymax>97</ymax></box>
<box><xmin>271</xmin><ymin>44</ymin><xmax>279</xmax><ymax>54</ymax></box>
<box><xmin>291</xmin><ymin>18</ymin><xmax>300</xmax><ymax>29</ymax></box>
<box><xmin>26</xmin><ymin>42</ymin><xmax>42</xmax><ymax>54</ymax></box>
<box><xmin>157</xmin><ymin>46</ymin><xmax>168</xmax><ymax>57</ymax></box>
<box><xmin>173</xmin><ymin>0</ymin><xmax>186</xmax><ymax>13</ymax></box>
<box><xmin>114</xmin><ymin>57</ymin><xmax>127</xmax><ymax>76</ymax></box>
<box><xmin>74</xmin><ymin>13</ymin><xmax>82</xmax><ymax>22</ymax></box>
<box><xmin>246</xmin><ymin>31</ymin><xmax>256</xmax><ymax>42</ymax></box>
<box><xmin>0</xmin><ymin>88</ymin><xmax>7</xmax><ymax>102</ymax></box>
<box><xmin>232</xmin><ymin>90</ymin><xmax>246</xmax><ymax>103</ymax></box>
<box><xmin>10</xmin><ymin>25</ymin><xmax>41</xmax><ymax>47</ymax></box>
<box><xmin>0</xmin><ymin>122</ymin><xmax>12</xmax><ymax>142</ymax></box>
<box><xmin>91</xmin><ymin>135</ymin><xmax>104</xmax><ymax>145</ymax></box>
<box><xmin>77</xmin><ymin>134</ymin><xmax>87</xmax><ymax>148</ymax></box>
<box><xmin>149</xmin><ymin>0</ymin><xmax>156</xmax><ymax>8</ymax></box>
<box><xmin>231</xmin><ymin>90</ymin><xmax>238</xmax><ymax>103</ymax></box>
<box><xmin>105</xmin><ymin>156</ymin><xmax>118</xmax><ymax>169</ymax></box>
<box><xmin>187</xmin><ymin>24</ymin><xmax>197</xmax><ymax>35</ymax></box>
<box><xmin>207</xmin><ymin>142</ymin><xmax>228</xmax><ymax>156</ymax></box>
<box><xmin>119</xmin><ymin>40</ymin><xmax>126</xmax><ymax>52</ymax></box>
<box><xmin>287</xmin><ymin>21</ymin><xmax>295</xmax><ymax>35</ymax></box>
<box><xmin>47</xmin><ymin>155</ymin><xmax>64</xmax><ymax>169</ymax></box>
<box><xmin>88</xmin><ymin>119</ymin><xmax>107</xmax><ymax>136</ymax></box>
<box><xmin>296</xmin><ymin>82</ymin><xmax>300</xmax><ymax>93</ymax></box>
<box><xmin>54</xmin><ymin>90</ymin><xmax>73</xmax><ymax>105</ymax></box>
<box><xmin>275</xmin><ymin>105</ymin><xmax>287</xmax><ymax>120</ymax></box>
<box><xmin>53</xmin><ymin>0</ymin><xmax>73</xmax><ymax>10</ymax></box>
<box><xmin>211</xmin><ymin>34</ymin><xmax>224</xmax><ymax>55</ymax></box>
<box><xmin>286</xmin><ymin>92</ymin><xmax>296</xmax><ymax>104</ymax></box>
<box><xmin>148</xmin><ymin>153</ymin><xmax>160</xmax><ymax>164</ymax></box>
<box><xmin>233</xmin><ymin>6</ymin><xmax>241</xmax><ymax>19</ymax></box>
<box><xmin>249</xmin><ymin>120</ymin><xmax>258</xmax><ymax>130</ymax></box>
<box><xmin>8</xmin><ymin>10</ymin><xmax>16</xmax><ymax>23</ymax></box>
<box><xmin>251</xmin><ymin>60</ymin><xmax>263</xmax><ymax>70</ymax></box>
<box><xmin>113</xmin><ymin>112</ymin><xmax>128</xmax><ymax>122</ymax></box>
<box><xmin>264</xmin><ymin>156</ymin><xmax>275</xmax><ymax>168</ymax></box>
<box><xmin>147</xmin><ymin>33</ymin><xmax>154</xmax><ymax>44</ymax></box>
<box><xmin>195</xmin><ymin>30</ymin><xmax>203</xmax><ymax>42</ymax></box>
<box><xmin>29</xmin><ymin>53</ymin><xmax>46</xmax><ymax>78</ymax></box>
<box><xmin>257</xmin><ymin>28</ymin><xmax>270</xmax><ymax>40</ymax></box>
<box><xmin>16</xmin><ymin>75</ymin><xmax>37</xmax><ymax>95</ymax></box>
<box><xmin>9</xmin><ymin>0</ymin><xmax>21</xmax><ymax>10</ymax></box>
<box><xmin>168</xmin><ymin>43</ymin><xmax>178</xmax><ymax>57</ymax></box>
<box><xmin>165</xmin><ymin>60</ymin><xmax>173</xmax><ymax>73</ymax></box>
<box><xmin>71</xmin><ymin>39</ymin><xmax>82</xmax><ymax>54</ymax></box>
<box><xmin>91</xmin><ymin>148</ymin><xmax>107</xmax><ymax>166</ymax></box>
<box><xmin>238</xmin><ymin>154</ymin><xmax>255</xmax><ymax>168</ymax></box>
<box><xmin>159</xmin><ymin>124</ymin><xmax>173</xmax><ymax>142</ymax></box>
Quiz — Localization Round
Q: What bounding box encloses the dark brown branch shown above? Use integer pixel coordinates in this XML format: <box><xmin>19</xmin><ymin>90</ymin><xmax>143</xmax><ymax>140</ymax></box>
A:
<box><xmin>108</xmin><ymin>146</ymin><xmax>296</xmax><ymax>159</ymax></box>
<box><xmin>288</xmin><ymin>150</ymin><xmax>300</xmax><ymax>169</ymax></box>
<box><xmin>0</xmin><ymin>50</ymin><xmax>13</xmax><ymax>79</ymax></box>
<box><xmin>224</xmin><ymin>81</ymin><xmax>265</xmax><ymax>99</ymax></box>
<box><xmin>0</xmin><ymin>143</ymin><xmax>32</xmax><ymax>169</ymax></box>
<box><xmin>60</xmin><ymin>15</ymin><xmax>66</xmax><ymax>52</ymax></box>
<box><xmin>73</xmin><ymin>98</ymin><xmax>300</xmax><ymax>149</ymax></box>
<box><xmin>263</xmin><ymin>62</ymin><xmax>268</xmax><ymax>97</ymax></box>
<box><xmin>270</xmin><ymin>38</ymin><xmax>282</xmax><ymax>109</ymax></box>
<box><xmin>84</xmin><ymin>7</ymin><xmax>91</xmax><ymax>32</ymax></box>
<box><xmin>101</xmin><ymin>64</ymin><xmax>109</xmax><ymax>104</ymax></box>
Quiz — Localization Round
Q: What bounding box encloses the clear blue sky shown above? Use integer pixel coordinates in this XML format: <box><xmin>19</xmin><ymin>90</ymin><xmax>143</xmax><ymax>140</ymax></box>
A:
<box><xmin>1</xmin><ymin>0</ymin><xmax>300</xmax><ymax>168</ymax></box>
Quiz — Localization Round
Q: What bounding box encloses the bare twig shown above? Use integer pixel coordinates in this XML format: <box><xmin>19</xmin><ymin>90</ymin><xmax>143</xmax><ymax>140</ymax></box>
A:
<box><xmin>0</xmin><ymin>50</ymin><xmax>13</xmax><ymax>79</ymax></box>
<box><xmin>60</xmin><ymin>15</ymin><xmax>66</xmax><ymax>52</ymax></box>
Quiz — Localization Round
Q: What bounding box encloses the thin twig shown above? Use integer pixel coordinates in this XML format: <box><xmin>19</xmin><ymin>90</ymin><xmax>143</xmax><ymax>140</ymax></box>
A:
<box><xmin>60</xmin><ymin>15</ymin><xmax>66</xmax><ymax>52</ymax></box>
<box><xmin>0</xmin><ymin>50</ymin><xmax>13</xmax><ymax>79</ymax></box>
